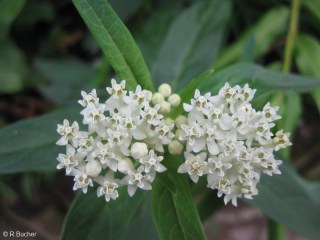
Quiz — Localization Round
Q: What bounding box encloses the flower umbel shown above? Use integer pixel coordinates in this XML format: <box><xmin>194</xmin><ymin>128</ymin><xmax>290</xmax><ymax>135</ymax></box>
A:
<box><xmin>177</xmin><ymin>83</ymin><xmax>291</xmax><ymax>206</ymax></box>
<box><xmin>56</xmin><ymin>80</ymin><xmax>291</xmax><ymax>206</ymax></box>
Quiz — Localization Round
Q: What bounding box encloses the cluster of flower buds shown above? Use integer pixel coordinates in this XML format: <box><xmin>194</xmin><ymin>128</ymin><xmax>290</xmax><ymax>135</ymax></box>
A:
<box><xmin>56</xmin><ymin>80</ymin><xmax>181</xmax><ymax>201</ymax></box>
<box><xmin>56</xmin><ymin>80</ymin><xmax>291</xmax><ymax>205</ymax></box>
<box><xmin>177</xmin><ymin>83</ymin><xmax>291</xmax><ymax>205</ymax></box>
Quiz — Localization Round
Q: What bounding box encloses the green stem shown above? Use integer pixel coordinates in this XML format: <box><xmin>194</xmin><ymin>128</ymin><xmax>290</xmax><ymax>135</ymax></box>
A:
<box><xmin>269</xmin><ymin>1</ymin><xmax>301</xmax><ymax>238</ymax></box>
<box><xmin>283</xmin><ymin>0</ymin><xmax>300</xmax><ymax>73</ymax></box>
<box><xmin>268</xmin><ymin>218</ymin><xmax>285</xmax><ymax>240</ymax></box>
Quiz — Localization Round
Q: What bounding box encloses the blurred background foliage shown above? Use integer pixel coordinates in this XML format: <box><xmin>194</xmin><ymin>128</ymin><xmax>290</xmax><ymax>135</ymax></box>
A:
<box><xmin>0</xmin><ymin>0</ymin><xmax>320</xmax><ymax>239</ymax></box>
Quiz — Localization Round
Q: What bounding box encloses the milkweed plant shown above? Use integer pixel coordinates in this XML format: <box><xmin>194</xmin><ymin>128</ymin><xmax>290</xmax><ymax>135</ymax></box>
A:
<box><xmin>56</xmin><ymin>80</ymin><xmax>291</xmax><ymax>206</ymax></box>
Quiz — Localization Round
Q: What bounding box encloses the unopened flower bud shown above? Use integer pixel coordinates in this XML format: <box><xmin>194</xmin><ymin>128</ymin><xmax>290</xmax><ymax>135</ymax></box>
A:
<box><xmin>86</xmin><ymin>160</ymin><xmax>102</xmax><ymax>177</ymax></box>
<box><xmin>165</xmin><ymin>118</ymin><xmax>175</xmax><ymax>126</ymax></box>
<box><xmin>131</xmin><ymin>142</ymin><xmax>148</xmax><ymax>159</ymax></box>
<box><xmin>168</xmin><ymin>94</ymin><xmax>181</xmax><ymax>107</ymax></box>
<box><xmin>175</xmin><ymin>115</ymin><xmax>188</xmax><ymax>128</ymax></box>
<box><xmin>175</xmin><ymin>129</ymin><xmax>182</xmax><ymax>139</ymax></box>
<box><xmin>152</xmin><ymin>92</ymin><xmax>165</xmax><ymax>105</ymax></box>
<box><xmin>118</xmin><ymin>158</ymin><xmax>134</xmax><ymax>174</ymax></box>
<box><xmin>158</xmin><ymin>84</ymin><xmax>172</xmax><ymax>97</ymax></box>
<box><xmin>159</xmin><ymin>101</ymin><xmax>171</xmax><ymax>114</ymax></box>
<box><xmin>168</xmin><ymin>140</ymin><xmax>183</xmax><ymax>155</ymax></box>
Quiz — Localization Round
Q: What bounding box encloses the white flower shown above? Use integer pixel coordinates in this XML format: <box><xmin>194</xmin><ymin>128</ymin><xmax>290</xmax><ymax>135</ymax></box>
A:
<box><xmin>106</xmin><ymin>79</ymin><xmax>126</xmax><ymax>97</ymax></box>
<box><xmin>140</xmin><ymin>150</ymin><xmax>166</xmax><ymax>174</ymax></box>
<box><xmin>96</xmin><ymin>173</ymin><xmax>120</xmax><ymax>202</ymax></box>
<box><xmin>273</xmin><ymin>130</ymin><xmax>292</xmax><ymax>151</ymax></box>
<box><xmin>126</xmin><ymin>167</ymin><xmax>152</xmax><ymax>197</ymax></box>
<box><xmin>56</xmin><ymin>146</ymin><xmax>80</xmax><ymax>174</ymax></box>
<box><xmin>178</xmin><ymin>152</ymin><xmax>208</xmax><ymax>183</ymax></box>
<box><xmin>56</xmin><ymin>119</ymin><xmax>79</xmax><ymax>145</ymax></box>
<box><xmin>78</xmin><ymin>89</ymin><xmax>99</xmax><ymax>107</ymax></box>
<box><xmin>118</xmin><ymin>158</ymin><xmax>134</xmax><ymax>174</ymax></box>
<box><xmin>72</xmin><ymin>172</ymin><xmax>93</xmax><ymax>194</ymax></box>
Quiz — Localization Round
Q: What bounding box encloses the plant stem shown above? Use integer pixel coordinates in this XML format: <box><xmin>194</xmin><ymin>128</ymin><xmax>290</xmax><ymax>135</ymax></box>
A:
<box><xmin>268</xmin><ymin>1</ymin><xmax>301</xmax><ymax>239</ymax></box>
<box><xmin>268</xmin><ymin>218</ymin><xmax>285</xmax><ymax>240</ymax></box>
<box><xmin>283</xmin><ymin>0</ymin><xmax>300</xmax><ymax>73</ymax></box>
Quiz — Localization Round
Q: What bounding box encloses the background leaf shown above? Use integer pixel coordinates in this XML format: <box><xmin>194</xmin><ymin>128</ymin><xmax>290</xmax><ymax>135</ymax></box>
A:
<box><xmin>245</xmin><ymin>161</ymin><xmax>320</xmax><ymax>240</ymax></box>
<box><xmin>62</xmin><ymin>188</ymin><xmax>145</xmax><ymax>240</ymax></box>
<box><xmin>0</xmin><ymin>0</ymin><xmax>26</xmax><ymax>41</ymax></box>
<box><xmin>213</xmin><ymin>7</ymin><xmax>289</xmax><ymax>69</ymax></box>
<box><xmin>72</xmin><ymin>0</ymin><xmax>153</xmax><ymax>91</ymax></box>
<box><xmin>152</xmin><ymin>0</ymin><xmax>231</xmax><ymax>90</ymax></box>
<box><xmin>295</xmin><ymin>34</ymin><xmax>320</xmax><ymax>112</ymax></box>
<box><xmin>152</xmin><ymin>155</ymin><xmax>206</xmax><ymax>240</ymax></box>
<box><xmin>0</xmin><ymin>41</ymin><xmax>28</xmax><ymax>94</ymax></box>
<box><xmin>0</xmin><ymin>108</ymin><xmax>81</xmax><ymax>174</ymax></box>
<box><xmin>35</xmin><ymin>58</ymin><xmax>96</xmax><ymax>106</ymax></box>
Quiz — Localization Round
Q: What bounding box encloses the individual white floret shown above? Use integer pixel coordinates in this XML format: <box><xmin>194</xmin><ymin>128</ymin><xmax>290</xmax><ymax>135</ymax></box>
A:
<box><xmin>56</xmin><ymin>119</ymin><xmax>79</xmax><ymax>145</ymax></box>
<box><xmin>78</xmin><ymin>89</ymin><xmax>99</xmax><ymax>107</ymax></box>
<box><xmin>56</xmin><ymin>146</ymin><xmax>79</xmax><ymax>174</ymax></box>
<box><xmin>273</xmin><ymin>130</ymin><xmax>292</xmax><ymax>151</ymax></box>
<box><xmin>126</xmin><ymin>167</ymin><xmax>152</xmax><ymax>197</ymax></box>
<box><xmin>140</xmin><ymin>150</ymin><xmax>166</xmax><ymax>174</ymax></box>
<box><xmin>72</xmin><ymin>171</ymin><xmax>93</xmax><ymax>194</ymax></box>
<box><xmin>158</xmin><ymin>83</ymin><xmax>172</xmax><ymax>97</ymax></box>
<box><xmin>106</xmin><ymin>78</ymin><xmax>126</xmax><ymax>97</ymax></box>
<box><xmin>96</xmin><ymin>172</ymin><xmax>120</xmax><ymax>202</ymax></box>
<box><xmin>178</xmin><ymin>152</ymin><xmax>208</xmax><ymax>183</ymax></box>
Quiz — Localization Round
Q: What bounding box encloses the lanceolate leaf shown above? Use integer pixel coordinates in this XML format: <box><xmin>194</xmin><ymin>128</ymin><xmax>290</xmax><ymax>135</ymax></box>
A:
<box><xmin>152</xmin><ymin>0</ymin><xmax>231</xmax><ymax>90</ymax></box>
<box><xmin>0</xmin><ymin>108</ymin><xmax>81</xmax><ymax>174</ymax></box>
<box><xmin>72</xmin><ymin>0</ymin><xmax>153</xmax><ymax>91</ymax></box>
<box><xmin>152</xmin><ymin>156</ymin><xmax>206</xmax><ymax>240</ymax></box>
<box><xmin>62</xmin><ymin>188</ymin><xmax>145</xmax><ymax>240</ymax></box>
<box><xmin>199</xmin><ymin>63</ymin><xmax>320</xmax><ymax>94</ymax></box>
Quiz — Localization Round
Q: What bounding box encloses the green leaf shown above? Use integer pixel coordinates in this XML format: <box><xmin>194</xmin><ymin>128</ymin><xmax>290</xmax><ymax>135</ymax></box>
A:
<box><xmin>152</xmin><ymin>155</ymin><xmax>206</xmax><ymax>240</ymax></box>
<box><xmin>302</xmin><ymin>0</ymin><xmax>320</xmax><ymax>28</ymax></box>
<box><xmin>35</xmin><ymin>58</ymin><xmax>95</xmax><ymax>106</ymax></box>
<box><xmin>213</xmin><ymin>7</ymin><xmax>289</xmax><ymax>69</ymax></box>
<box><xmin>152</xmin><ymin>0</ymin><xmax>231</xmax><ymax>90</ymax></box>
<box><xmin>295</xmin><ymin>34</ymin><xmax>320</xmax><ymax>112</ymax></box>
<box><xmin>72</xmin><ymin>0</ymin><xmax>153</xmax><ymax>91</ymax></box>
<box><xmin>0</xmin><ymin>108</ymin><xmax>81</xmax><ymax>174</ymax></box>
<box><xmin>246</xmin><ymin>161</ymin><xmax>320</xmax><ymax>240</ymax></box>
<box><xmin>199</xmin><ymin>63</ymin><xmax>320</xmax><ymax>95</ymax></box>
<box><xmin>62</xmin><ymin>188</ymin><xmax>145</xmax><ymax>240</ymax></box>
<box><xmin>0</xmin><ymin>41</ymin><xmax>28</xmax><ymax>94</ymax></box>
<box><xmin>136</xmin><ymin>1</ymin><xmax>183</xmax><ymax>69</ymax></box>
<box><xmin>122</xmin><ymin>192</ymin><xmax>158</xmax><ymax>240</ymax></box>
<box><xmin>0</xmin><ymin>0</ymin><xmax>26</xmax><ymax>41</ymax></box>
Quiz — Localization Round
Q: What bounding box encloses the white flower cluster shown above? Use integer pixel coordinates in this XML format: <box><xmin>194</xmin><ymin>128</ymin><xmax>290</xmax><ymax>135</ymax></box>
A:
<box><xmin>56</xmin><ymin>79</ymin><xmax>291</xmax><ymax>206</ymax></box>
<box><xmin>178</xmin><ymin>83</ymin><xmax>291</xmax><ymax>206</ymax></box>
<box><xmin>56</xmin><ymin>79</ymin><xmax>180</xmax><ymax>201</ymax></box>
